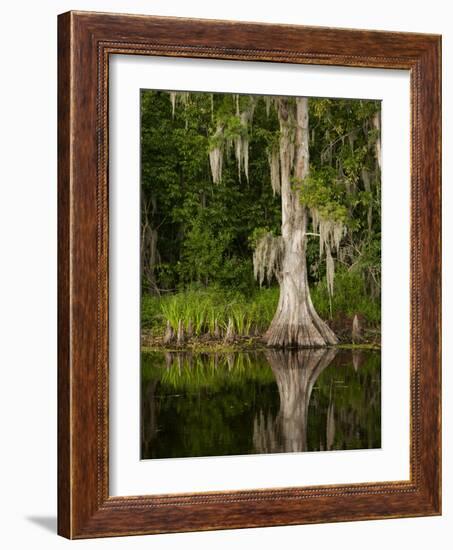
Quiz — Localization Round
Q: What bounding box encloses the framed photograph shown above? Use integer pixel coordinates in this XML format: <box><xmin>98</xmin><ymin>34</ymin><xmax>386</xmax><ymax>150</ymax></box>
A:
<box><xmin>58</xmin><ymin>11</ymin><xmax>441</xmax><ymax>538</ymax></box>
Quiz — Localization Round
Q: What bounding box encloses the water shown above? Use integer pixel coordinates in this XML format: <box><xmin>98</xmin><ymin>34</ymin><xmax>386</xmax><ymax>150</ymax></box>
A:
<box><xmin>141</xmin><ymin>348</ymin><xmax>381</xmax><ymax>459</ymax></box>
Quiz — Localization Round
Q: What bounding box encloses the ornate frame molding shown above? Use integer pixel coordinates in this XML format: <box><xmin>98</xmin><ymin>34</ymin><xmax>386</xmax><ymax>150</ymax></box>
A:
<box><xmin>58</xmin><ymin>11</ymin><xmax>441</xmax><ymax>538</ymax></box>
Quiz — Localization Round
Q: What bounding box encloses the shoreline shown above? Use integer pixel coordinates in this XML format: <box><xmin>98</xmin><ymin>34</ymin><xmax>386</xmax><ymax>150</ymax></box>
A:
<box><xmin>141</xmin><ymin>333</ymin><xmax>381</xmax><ymax>354</ymax></box>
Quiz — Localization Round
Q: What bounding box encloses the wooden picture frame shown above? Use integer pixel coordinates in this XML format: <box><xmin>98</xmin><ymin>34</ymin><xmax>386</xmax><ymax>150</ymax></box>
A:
<box><xmin>58</xmin><ymin>10</ymin><xmax>441</xmax><ymax>539</ymax></box>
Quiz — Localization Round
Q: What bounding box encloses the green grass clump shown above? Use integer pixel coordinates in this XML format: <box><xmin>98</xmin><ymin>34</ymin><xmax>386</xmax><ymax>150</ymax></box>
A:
<box><xmin>142</xmin><ymin>286</ymin><xmax>279</xmax><ymax>339</ymax></box>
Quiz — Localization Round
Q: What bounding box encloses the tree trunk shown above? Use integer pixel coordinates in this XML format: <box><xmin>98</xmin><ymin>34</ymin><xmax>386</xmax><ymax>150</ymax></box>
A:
<box><xmin>265</xmin><ymin>98</ymin><xmax>337</xmax><ymax>348</ymax></box>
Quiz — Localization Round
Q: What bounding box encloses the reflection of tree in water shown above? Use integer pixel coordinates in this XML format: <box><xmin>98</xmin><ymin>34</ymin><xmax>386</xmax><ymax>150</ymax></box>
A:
<box><xmin>253</xmin><ymin>348</ymin><xmax>337</xmax><ymax>453</ymax></box>
<box><xmin>141</xmin><ymin>349</ymin><xmax>381</xmax><ymax>458</ymax></box>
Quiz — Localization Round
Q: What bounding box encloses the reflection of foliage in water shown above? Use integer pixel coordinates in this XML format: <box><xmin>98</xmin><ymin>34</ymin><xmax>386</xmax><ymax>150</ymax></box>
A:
<box><xmin>141</xmin><ymin>349</ymin><xmax>380</xmax><ymax>459</ymax></box>
<box><xmin>142</xmin><ymin>350</ymin><xmax>275</xmax><ymax>391</ymax></box>
<box><xmin>306</xmin><ymin>350</ymin><xmax>381</xmax><ymax>451</ymax></box>
<box><xmin>141</xmin><ymin>352</ymin><xmax>279</xmax><ymax>459</ymax></box>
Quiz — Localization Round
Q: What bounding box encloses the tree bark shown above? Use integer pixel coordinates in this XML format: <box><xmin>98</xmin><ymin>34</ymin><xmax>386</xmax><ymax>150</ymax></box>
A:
<box><xmin>265</xmin><ymin>98</ymin><xmax>337</xmax><ymax>348</ymax></box>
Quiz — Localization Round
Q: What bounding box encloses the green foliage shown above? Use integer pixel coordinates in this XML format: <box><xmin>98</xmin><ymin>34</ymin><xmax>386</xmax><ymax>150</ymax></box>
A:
<box><xmin>311</xmin><ymin>268</ymin><xmax>380</xmax><ymax>323</ymax></box>
<box><xmin>141</xmin><ymin>293</ymin><xmax>162</xmax><ymax>329</ymax></box>
<box><xmin>142</xmin><ymin>351</ymin><xmax>275</xmax><ymax>390</ymax></box>
<box><xmin>296</xmin><ymin>98</ymin><xmax>382</xmax><ymax>299</ymax></box>
<box><xmin>142</xmin><ymin>286</ymin><xmax>279</xmax><ymax>337</ymax></box>
<box><xmin>248</xmin><ymin>226</ymin><xmax>273</xmax><ymax>247</ymax></box>
<box><xmin>307</xmin><ymin>350</ymin><xmax>381</xmax><ymax>451</ymax></box>
<box><xmin>141</xmin><ymin>91</ymin><xmax>381</xmax><ymax>334</ymax></box>
<box><xmin>298</xmin><ymin>166</ymin><xmax>348</xmax><ymax>222</ymax></box>
<box><xmin>179</xmin><ymin>220</ymin><xmax>231</xmax><ymax>285</ymax></box>
<box><xmin>141</xmin><ymin>90</ymin><xmax>281</xmax><ymax>295</ymax></box>
<box><xmin>302</xmin><ymin>99</ymin><xmax>381</xmax><ymax>229</ymax></box>
<box><xmin>142</xmin><ymin>270</ymin><xmax>380</xmax><ymax>342</ymax></box>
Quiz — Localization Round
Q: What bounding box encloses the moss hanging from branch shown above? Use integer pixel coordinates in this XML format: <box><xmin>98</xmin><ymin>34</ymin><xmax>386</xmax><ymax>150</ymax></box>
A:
<box><xmin>233</xmin><ymin>103</ymin><xmax>254</xmax><ymax>182</ymax></box>
<box><xmin>209</xmin><ymin>124</ymin><xmax>224</xmax><ymax>184</ymax></box>
<box><xmin>207</xmin><ymin>97</ymin><xmax>255</xmax><ymax>184</ymax></box>
<box><xmin>325</xmin><ymin>243</ymin><xmax>335</xmax><ymax>298</ymax></box>
<box><xmin>268</xmin><ymin>146</ymin><xmax>281</xmax><ymax>195</ymax></box>
<box><xmin>168</xmin><ymin>91</ymin><xmax>190</xmax><ymax>118</ymax></box>
<box><xmin>311</xmin><ymin>209</ymin><xmax>345</xmax><ymax>300</ymax></box>
<box><xmin>169</xmin><ymin>92</ymin><xmax>177</xmax><ymax>118</ymax></box>
<box><xmin>253</xmin><ymin>232</ymin><xmax>284</xmax><ymax>286</ymax></box>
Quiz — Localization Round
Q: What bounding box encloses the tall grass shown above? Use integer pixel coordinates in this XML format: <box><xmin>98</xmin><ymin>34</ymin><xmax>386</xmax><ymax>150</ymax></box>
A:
<box><xmin>142</xmin><ymin>286</ymin><xmax>279</xmax><ymax>339</ymax></box>
<box><xmin>142</xmin><ymin>269</ymin><xmax>380</xmax><ymax>343</ymax></box>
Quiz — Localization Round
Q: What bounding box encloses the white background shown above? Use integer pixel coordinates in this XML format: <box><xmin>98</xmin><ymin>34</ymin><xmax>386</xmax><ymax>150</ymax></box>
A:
<box><xmin>110</xmin><ymin>57</ymin><xmax>410</xmax><ymax>495</ymax></box>
<box><xmin>0</xmin><ymin>0</ymin><xmax>450</xmax><ymax>548</ymax></box>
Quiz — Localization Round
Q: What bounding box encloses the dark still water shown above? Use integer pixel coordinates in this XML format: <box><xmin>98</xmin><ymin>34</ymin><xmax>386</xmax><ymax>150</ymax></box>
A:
<box><xmin>141</xmin><ymin>348</ymin><xmax>381</xmax><ymax>459</ymax></box>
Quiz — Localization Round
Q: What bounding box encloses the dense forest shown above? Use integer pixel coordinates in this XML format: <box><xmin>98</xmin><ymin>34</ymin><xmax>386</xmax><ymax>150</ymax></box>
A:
<box><xmin>140</xmin><ymin>90</ymin><xmax>381</xmax><ymax>349</ymax></box>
